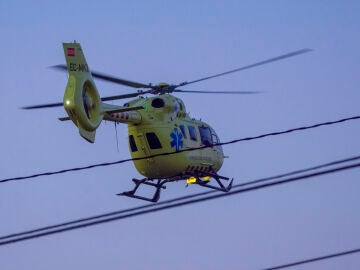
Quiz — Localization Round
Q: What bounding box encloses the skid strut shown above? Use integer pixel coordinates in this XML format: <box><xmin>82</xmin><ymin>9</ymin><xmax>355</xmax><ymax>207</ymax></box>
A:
<box><xmin>117</xmin><ymin>178</ymin><xmax>168</xmax><ymax>203</ymax></box>
<box><xmin>193</xmin><ymin>170</ymin><xmax>233</xmax><ymax>192</ymax></box>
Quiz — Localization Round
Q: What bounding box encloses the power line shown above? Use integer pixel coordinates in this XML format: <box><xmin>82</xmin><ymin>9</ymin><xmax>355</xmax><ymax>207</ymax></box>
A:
<box><xmin>3</xmin><ymin>155</ymin><xmax>358</xmax><ymax>242</ymax></box>
<box><xmin>1</xmin><ymin>115</ymin><xmax>359</xmax><ymax>184</ymax></box>
<box><xmin>262</xmin><ymin>247</ymin><xmax>360</xmax><ymax>269</ymax></box>
<box><xmin>1</xmin><ymin>158</ymin><xmax>359</xmax><ymax>246</ymax></box>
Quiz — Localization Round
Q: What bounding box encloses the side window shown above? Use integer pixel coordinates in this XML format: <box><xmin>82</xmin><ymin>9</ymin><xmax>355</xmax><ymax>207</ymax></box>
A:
<box><xmin>188</xmin><ymin>126</ymin><xmax>197</xmax><ymax>141</ymax></box>
<box><xmin>128</xmin><ymin>135</ymin><xmax>138</xmax><ymax>152</ymax></box>
<box><xmin>199</xmin><ymin>126</ymin><xmax>212</xmax><ymax>146</ymax></box>
<box><xmin>179</xmin><ymin>125</ymin><xmax>187</xmax><ymax>139</ymax></box>
<box><xmin>146</xmin><ymin>132</ymin><xmax>162</xmax><ymax>149</ymax></box>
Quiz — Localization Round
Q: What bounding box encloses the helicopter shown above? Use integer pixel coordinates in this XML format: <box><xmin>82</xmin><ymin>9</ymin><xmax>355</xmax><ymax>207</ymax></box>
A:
<box><xmin>23</xmin><ymin>42</ymin><xmax>310</xmax><ymax>202</ymax></box>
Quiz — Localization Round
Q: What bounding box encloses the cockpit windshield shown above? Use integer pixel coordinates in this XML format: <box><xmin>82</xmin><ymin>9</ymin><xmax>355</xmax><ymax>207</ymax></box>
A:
<box><xmin>210</xmin><ymin>128</ymin><xmax>223</xmax><ymax>153</ymax></box>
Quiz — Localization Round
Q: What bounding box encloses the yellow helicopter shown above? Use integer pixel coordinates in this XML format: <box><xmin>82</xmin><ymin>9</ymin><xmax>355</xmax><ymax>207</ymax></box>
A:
<box><xmin>23</xmin><ymin>42</ymin><xmax>310</xmax><ymax>202</ymax></box>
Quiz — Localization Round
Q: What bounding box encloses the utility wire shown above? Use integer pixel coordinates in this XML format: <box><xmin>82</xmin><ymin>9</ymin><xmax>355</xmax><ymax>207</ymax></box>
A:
<box><xmin>262</xmin><ymin>247</ymin><xmax>360</xmax><ymax>270</ymax></box>
<box><xmin>2</xmin><ymin>154</ymin><xmax>359</xmax><ymax>242</ymax></box>
<box><xmin>1</xmin><ymin>115</ymin><xmax>359</xmax><ymax>184</ymax></box>
<box><xmin>1</xmin><ymin>159</ymin><xmax>359</xmax><ymax>246</ymax></box>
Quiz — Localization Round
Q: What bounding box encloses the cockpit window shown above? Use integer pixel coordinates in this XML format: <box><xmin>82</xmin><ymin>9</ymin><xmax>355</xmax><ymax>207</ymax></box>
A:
<box><xmin>212</xmin><ymin>132</ymin><xmax>220</xmax><ymax>144</ymax></box>
<box><xmin>210</xmin><ymin>128</ymin><xmax>223</xmax><ymax>152</ymax></box>
<box><xmin>188</xmin><ymin>126</ymin><xmax>197</xmax><ymax>141</ymax></box>
<box><xmin>179</xmin><ymin>125</ymin><xmax>187</xmax><ymax>139</ymax></box>
<box><xmin>146</xmin><ymin>132</ymin><xmax>162</xmax><ymax>149</ymax></box>
<box><xmin>199</xmin><ymin>126</ymin><xmax>212</xmax><ymax>146</ymax></box>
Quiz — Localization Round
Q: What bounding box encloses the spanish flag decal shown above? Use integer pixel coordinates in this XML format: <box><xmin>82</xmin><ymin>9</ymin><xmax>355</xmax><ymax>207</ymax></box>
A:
<box><xmin>67</xmin><ymin>47</ymin><xmax>75</xmax><ymax>57</ymax></box>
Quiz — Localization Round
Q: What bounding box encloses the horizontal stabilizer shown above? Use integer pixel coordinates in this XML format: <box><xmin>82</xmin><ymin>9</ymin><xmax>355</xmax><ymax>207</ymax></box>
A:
<box><xmin>58</xmin><ymin>116</ymin><xmax>71</xmax><ymax>121</ymax></box>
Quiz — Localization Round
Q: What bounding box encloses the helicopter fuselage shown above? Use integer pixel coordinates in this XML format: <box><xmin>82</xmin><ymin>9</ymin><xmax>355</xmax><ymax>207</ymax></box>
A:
<box><xmin>104</xmin><ymin>94</ymin><xmax>224</xmax><ymax>179</ymax></box>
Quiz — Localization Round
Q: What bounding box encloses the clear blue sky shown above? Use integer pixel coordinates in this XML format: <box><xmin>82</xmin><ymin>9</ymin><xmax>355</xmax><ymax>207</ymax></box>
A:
<box><xmin>1</xmin><ymin>1</ymin><xmax>360</xmax><ymax>269</ymax></box>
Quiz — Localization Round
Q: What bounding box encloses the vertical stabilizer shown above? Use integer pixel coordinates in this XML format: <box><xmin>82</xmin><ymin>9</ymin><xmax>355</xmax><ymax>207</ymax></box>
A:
<box><xmin>62</xmin><ymin>42</ymin><xmax>103</xmax><ymax>143</ymax></box>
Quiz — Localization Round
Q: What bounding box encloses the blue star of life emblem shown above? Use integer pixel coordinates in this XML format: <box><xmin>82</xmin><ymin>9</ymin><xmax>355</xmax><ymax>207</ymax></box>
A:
<box><xmin>170</xmin><ymin>128</ymin><xmax>183</xmax><ymax>152</ymax></box>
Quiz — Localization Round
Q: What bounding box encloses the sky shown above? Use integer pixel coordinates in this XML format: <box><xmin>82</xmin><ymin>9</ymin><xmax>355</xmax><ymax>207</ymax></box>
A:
<box><xmin>1</xmin><ymin>0</ymin><xmax>360</xmax><ymax>269</ymax></box>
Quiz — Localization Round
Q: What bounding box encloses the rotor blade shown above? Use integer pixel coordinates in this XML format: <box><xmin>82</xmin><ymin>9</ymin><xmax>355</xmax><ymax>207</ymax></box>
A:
<box><xmin>22</xmin><ymin>102</ymin><xmax>63</xmax><ymax>109</ymax></box>
<box><xmin>100</xmin><ymin>90</ymin><xmax>152</xmax><ymax>101</ymax></box>
<box><xmin>51</xmin><ymin>65</ymin><xmax>151</xmax><ymax>88</ymax></box>
<box><xmin>22</xmin><ymin>90</ymin><xmax>152</xmax><ymax>110</ymax></box>
<box><xmin>179</xmin><ymin>48</ymin><xmax>312</xmax><ymax>87</ymax></box>
<box><xmin>174</xmin><ymin>89</ymin><xmax>261</xmax><ymax>94</ymax></box>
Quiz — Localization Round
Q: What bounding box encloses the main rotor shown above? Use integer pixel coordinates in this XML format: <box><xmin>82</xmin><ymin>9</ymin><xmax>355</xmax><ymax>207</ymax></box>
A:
<box><xmin>23</xmin><ymin>48</ymin><xmax>311</xmax><ymax>109</ymax></box>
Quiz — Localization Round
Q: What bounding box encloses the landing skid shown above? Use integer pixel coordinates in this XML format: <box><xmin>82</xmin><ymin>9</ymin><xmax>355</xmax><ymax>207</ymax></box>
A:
<box><xmin>117</xmin><ymin>171</ymin><xmax>233</xmax><ymax>203</ymax></box>
<box><xmin>117</xmin><ymin>178</ymin><xmax>169</xmax><ymax>203</ymax></box>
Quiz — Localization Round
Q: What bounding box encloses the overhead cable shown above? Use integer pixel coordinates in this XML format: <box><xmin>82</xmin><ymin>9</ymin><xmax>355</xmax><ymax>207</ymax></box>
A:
<box><xmin>2</xmin><ymin>154</ymin><xmax>359</xmax><ymax>242</ymax></box>
<box><xmin>1</xmin><ymin>158</ymin><xmax>359</xmax><ymax>246</ymax></box>
<box><xmin>262</xmin><ymin>247</ymin><xmax>360</xmax><ymax>270</ymax></box>
<box><xmin>1</xmin><ymin>115</ymin><xmax>359</xmax><ymax>184</ymax></box>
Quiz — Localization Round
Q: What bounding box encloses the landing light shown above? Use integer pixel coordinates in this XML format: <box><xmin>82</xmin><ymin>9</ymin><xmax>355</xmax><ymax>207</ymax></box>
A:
<box><xmin>186</xmin><ymin>177</ymin><xmax>196</xmax><ymax>184</ymax></box>
<box><xmin>65</xmin><ymin>100</ymin><xmax>71</xmax><ymax>105</ymax></box>
<box><xmin>186</xmin><ymin>176</ymin><xmax>211</xmax><ymax>184</ymax></box>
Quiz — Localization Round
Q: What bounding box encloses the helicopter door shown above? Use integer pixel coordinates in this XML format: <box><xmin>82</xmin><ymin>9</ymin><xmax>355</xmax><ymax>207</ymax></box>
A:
<box><xmin>137</xmin><ymin>129</ymin><xmax>165</xmax><ymax>162</ymax></box>
<box><xmin>136</xmin><ymin>132</ymin><xmax>153</xmax><ymax>162</ymax></box>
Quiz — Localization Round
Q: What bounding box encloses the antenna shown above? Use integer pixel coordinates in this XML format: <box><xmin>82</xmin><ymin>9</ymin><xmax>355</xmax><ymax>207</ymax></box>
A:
<box><xmin>114</xmin><ymin>122</ymin><xmax>119</xmax><ymax>152</ymax></box>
